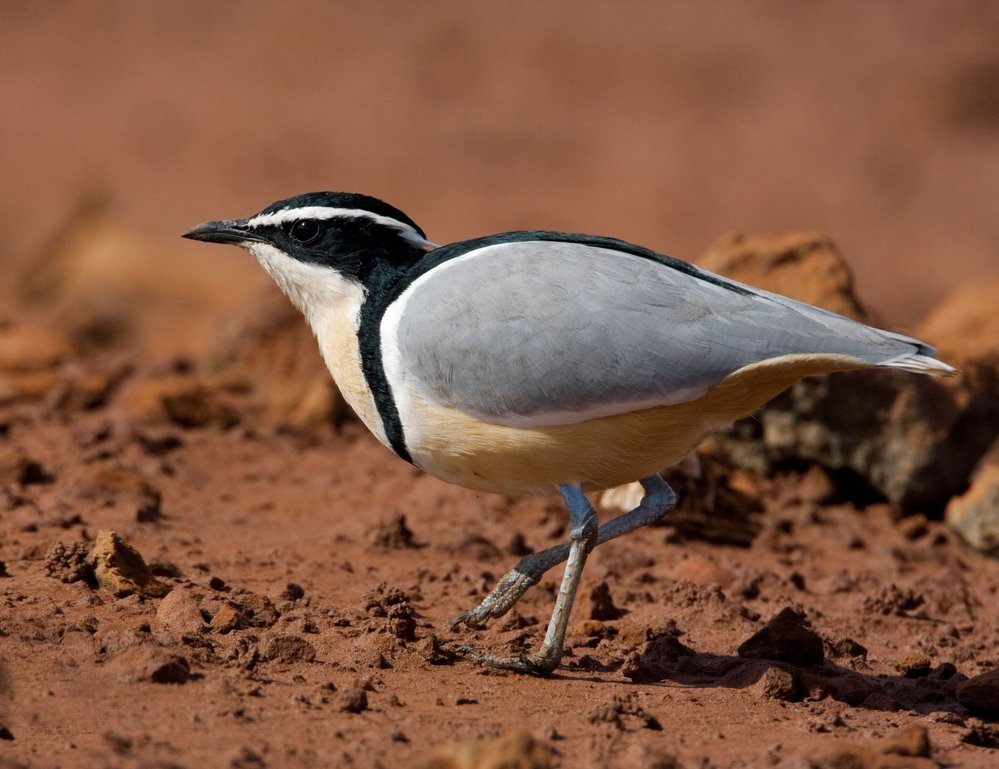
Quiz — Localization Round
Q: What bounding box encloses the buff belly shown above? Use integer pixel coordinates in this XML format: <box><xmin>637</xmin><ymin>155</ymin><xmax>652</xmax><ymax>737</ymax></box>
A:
<box><xmin>401</xmin><ymin>353</ymin><xmax>869</xmax><ymax>496</ymax></box>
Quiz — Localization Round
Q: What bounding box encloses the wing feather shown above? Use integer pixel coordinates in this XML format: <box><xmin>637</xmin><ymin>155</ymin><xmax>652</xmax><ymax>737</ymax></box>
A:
<box><xmin>390</xmin><ymin>239</ymin><xmax>946</xmax><ymax>427</ymax></box>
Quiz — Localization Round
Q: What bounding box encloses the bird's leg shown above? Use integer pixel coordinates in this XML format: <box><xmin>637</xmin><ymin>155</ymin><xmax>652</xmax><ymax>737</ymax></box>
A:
<box><xmin>451</xmin><ymin>475</ymin><xmax>675</xmax><ymax>631</ymax></box>
<box><xmin>458</xmin><ymin>482</ymin><xmax>598</xmax><ymax>674</ymax></box>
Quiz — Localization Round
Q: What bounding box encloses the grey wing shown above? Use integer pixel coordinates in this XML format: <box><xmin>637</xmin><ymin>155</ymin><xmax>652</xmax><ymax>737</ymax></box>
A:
<box><xmin>392</xmin><ymin>240</ymin><xmax>941</xmax><ymax>427</ymax></box>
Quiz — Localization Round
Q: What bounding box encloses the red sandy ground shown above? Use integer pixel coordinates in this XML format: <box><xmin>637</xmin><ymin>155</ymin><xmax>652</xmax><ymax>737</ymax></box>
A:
<box><xmin>2</xmin><ymin>3</ymin><xmax>999</xmax><ymax>768</ymax></box>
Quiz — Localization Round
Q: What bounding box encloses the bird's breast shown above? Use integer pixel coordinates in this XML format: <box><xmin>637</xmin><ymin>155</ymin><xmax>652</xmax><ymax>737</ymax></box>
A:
<box><xmin>312</xmin><ymin>296</ymin><xmax>390</xmax><ymax>448</ymax></box>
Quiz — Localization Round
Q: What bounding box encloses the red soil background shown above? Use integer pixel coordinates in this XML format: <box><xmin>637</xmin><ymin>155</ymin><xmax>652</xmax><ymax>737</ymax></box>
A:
<box><xmin>2</xmin><ymin>2</ymin><xmax>999</xmax><ymax>768</ymax></box>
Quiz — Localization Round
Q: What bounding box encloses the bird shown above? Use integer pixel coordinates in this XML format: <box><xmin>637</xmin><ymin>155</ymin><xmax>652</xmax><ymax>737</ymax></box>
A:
<box><xmin>183</xmin><ymin>191</ymin><xmax>956</xmax><ymax>675</ymax></box>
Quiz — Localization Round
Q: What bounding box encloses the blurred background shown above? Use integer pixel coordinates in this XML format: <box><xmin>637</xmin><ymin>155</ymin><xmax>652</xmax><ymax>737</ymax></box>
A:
<box><xmin>2</xmin><ymin>0</ymin><xmax>998</xmax><ymax>331</ymax></box>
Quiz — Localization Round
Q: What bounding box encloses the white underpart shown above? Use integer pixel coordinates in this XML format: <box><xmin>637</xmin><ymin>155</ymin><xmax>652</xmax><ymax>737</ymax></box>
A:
<box><xmin>248</xmin><ymin>242</ymin><xmax>361</xmax><ymax>328</ymax></box>
<box><xmin>246</xmin><ymin>206</ymin><xmax>437</xmax><ymax>250</ymax></box>
<box><xmin>380</xmin><ymin>244</ymin><xmax>711</xmax><ymax>433</ymax></box>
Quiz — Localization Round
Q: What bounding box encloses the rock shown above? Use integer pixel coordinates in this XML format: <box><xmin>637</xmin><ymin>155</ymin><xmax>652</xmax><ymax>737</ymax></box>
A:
<box><xmin>723</xmin><ymin>367</ymin><xmax>995</xmax><ymax>512</ymax></box>
<box><xmin>418</xmin><ymin>731</ymin><xmax>554</xmax><ymax>769</ymax></box>
<box><xmin>571</xmin><ymin>620</ymin><xmax>615</xmax><ymax>640</ymax></box>
<box><xmin>336</xmin><ymin>687</ymin><xmax>368</xmax><ymax>714</ymax></box>
<box><xmin>228</xmin><ymin>746</ymin><xmax>267</xmax><ymax>769</ymax></box>
<box><xmin>962</xmin><ymin>722</ymin><xmax>999</xmax><ymax>749</ymax></box>
<box><xmin>826</xmin><ymin>636</ymin><xmax>867</xmax><ymax>658</ymax></box>
<box><xmin>698</xmin><ymin>232</ymin><xmax>868</xmax><ymax>320</ymax></box>
<box><xmin>917</xmin><ymin>277</ymin><xmax>999</xmax><ymax>364</ymax></box>
<box><xmin>234</xmin><ymin>592</ymin><xmax>280</xmax><ymax>628</ymax></box>
<box><xmin>701</xmin><ymin>234</ymin><xmax>999</xmax><ymax>512</ymax></box>
<box><xmin>586</xmin><ymin>581</ymin><xmax>625</xmax><ymax>621</ymax></box>
<box><xmin>737</xmin><ymin>607</ymin><xmax>825</xmax><ymax>666</ymax></box>
<box><xmin>621</xmin><ymin>626</ymin><xmax>697</xmax><ymax>683</ymax></box>
<box><xmin>210</xmin><ymin>603</ymin><xmax>245</xmax><ymax>633</ymax></box>
<box><xmin>279</xmin><ymin>583</ymin><xmax>305</xmax><ymax>602</ymax></box>
<box><xmin>882</xmin><ymin>724</ymin><xmax>932</xmax><ymax>758</ymax></box>
<box><xmin>363</xmin><ymin>583</ymin><xmax>417</xmax><ymax>641</ymax></box>
<box><xmin>109</xmin><ymin>646</ymin><xmax>191</xmax><ymax>684</ymax></box>
<box><xmin>204</xmin><ymin>284</ymin><xmax>347</xmax><ymax>430</ymax></box>
<box><xmin>87</xmin><ymin>529</ymin><xmax>170</xmax><ymax>598</ymax></box>
<box><xmin>956</xmin><ymin>668</ymin><xmax>999</xmax><ymax>719</ymax></box>
<box><xmin>153</xmin><ymin>586</ymin><xmax>207</xmax><ymax>636</ymax></box>
<box><xmin>946</xmin><ymin>441</ymin><xmax>999</xmax><ymax>557</ymax></box>
<box><xmin>895</xmin><ymin>652</ymin><xmax>932</xmax><ymax>678</ymax></box>
<box><xmin>262</xmin><ymin>635</ymin><xmax>316</xmax><ymax>664</ymax></box>
<box><xmin>751</xmin><ymin>663</ymin><xmax>801</xmax><ymax>702</ymax></box>
<box><xmin>588</xmin><ymin>694</ymin><xmax>662</xmax><ymax>730</ymax></box>
<box><xmin>365</xmin><ymin>513</ymin><xmax>417</xmax><ymax>549</ymax></box>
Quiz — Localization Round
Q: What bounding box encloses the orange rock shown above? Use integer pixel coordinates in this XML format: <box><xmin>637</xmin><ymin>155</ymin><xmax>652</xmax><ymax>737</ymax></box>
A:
<box><xmin>917</xmin><ymin>277</ymin><xmax>999</xmax><ymax>364</ymax></box>
<box><xmin>702</xmin><ymin>232</ymin><xmax>999</xmax><ymax>512</ymax></box>
<box><xmin>87</xmin><ymin>529</ymin><xmax>170</xmax><ymax>598</ymax></box>
<box><xmin>946</xmin><ymin>441</ymin><xmax>999</xmax><ymax>556</ymax></box>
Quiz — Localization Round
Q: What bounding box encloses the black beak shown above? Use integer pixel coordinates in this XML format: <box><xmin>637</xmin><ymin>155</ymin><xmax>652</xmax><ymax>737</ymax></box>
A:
<box><xmin>182</xmin><ymin>219</ymin><xmax>266</xmax><ymax>245</ymax></box>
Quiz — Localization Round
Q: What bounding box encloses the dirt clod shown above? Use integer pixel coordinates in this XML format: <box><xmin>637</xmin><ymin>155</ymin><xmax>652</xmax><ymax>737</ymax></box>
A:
<box><xmin>110</xmin><ymin>646</ymin><xmax>191</xmax><ymax>684</ymax></box>
<box><xmin>621</xmin><ymin>626</ymin><xmax>696</xmax><ymax>683</ymax></box>
<box><xmin>336</xmin><ymin>687</ymin><xmax>368</xmax><ymax>714</ymax></box>
<box><xmin>87</xmin><ymin>529</ymin><xmax>169</xmax><ymax>598</ymax></box>
<box><xmin>883</xmin><ymin>724</ymin><xmax>932</xmax><ymax>758</ymax></box>
<box><xmin>364</xmin><ymin>583</ymin><xmax>417</xmax><ymax>641</ymax></box>
<box><xmin>279</xmin><ymin>582</ymin><xmax>305</xmax><ymax>601</ymax></box>
<box><xmin>737</xmin><ymin>607</ymin><xmax>825</xmax><ymax>666</ymax></box>
<box><xmin>365</xmin><ymin>513</ymin><xmax>417</xmax><ymax>549</ymax></box>
<box><xmin>962</xmin><ymin>722</ymin><xmax>999</xmax><ymax>749</ymax></box>
<box><xmin>210</xmin><ymin>604</ymin><xmax>245</xmax><ymax>634</ymax></box>
<box><xmin>418</xmin><ymin>731</ymin><xmax>554</xmax><ymax>769</ymax></box>
<box><xmin>956</xmin><ymin>668</ymin><xmax>999</xmax><ymax>719</ymax></box>
<box><xmin>589</xmin><ymin>694</ymin><xmax>662</xmax><ymax>731</ymax></box>
<box><xmin>154</xmin><ymin>587</ymin><xmax>207</xmax><ymax>637</ymax></box>
<box><xmin>44</xmin><ymin>540</ymin><xmax>92</xmax><ymax>584</ymax></box>
<box><xmin>586</xmin><ymin>581</ymin><xmax>625</xmax><ymax>621</ymax></box>
<box><xmin>262</xmin><ymin>635</ymin><xmax>316</xmax><ymax>665</ymax></box>
<box><xmin>752</xmin><ymin>664</ymin><xmax>801</xmax><ymax>702</ymax></box>
<box><xmin>896</xmin><ymin>653</ymin><xmax>933</xmax><ymax>678</ymax></box>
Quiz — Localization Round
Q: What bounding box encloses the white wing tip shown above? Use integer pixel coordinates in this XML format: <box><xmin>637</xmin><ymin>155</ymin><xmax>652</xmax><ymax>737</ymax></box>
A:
<box><xmin>883</xmin><ymin>353</ymin><xmax>958</xmax><ymax>377</ymax></box>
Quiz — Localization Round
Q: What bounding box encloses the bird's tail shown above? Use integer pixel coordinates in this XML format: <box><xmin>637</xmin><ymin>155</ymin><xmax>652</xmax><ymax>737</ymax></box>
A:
<box><xmin>877</xmin><ymin>330</ymin><xmax>958</xmax><ymax>377</ymax></box>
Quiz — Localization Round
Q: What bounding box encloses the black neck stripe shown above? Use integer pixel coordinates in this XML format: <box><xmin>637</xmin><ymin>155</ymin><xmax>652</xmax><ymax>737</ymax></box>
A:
<box><xmin>357</xmin><ymin>266</ymin><xmax>414</xmax><ymax>464</ymax></box>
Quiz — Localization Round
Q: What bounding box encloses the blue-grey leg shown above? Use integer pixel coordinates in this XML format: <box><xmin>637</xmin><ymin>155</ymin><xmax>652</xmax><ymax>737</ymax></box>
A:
<box><xmin>453</xmin><ymin>475</ymin><xmax>676</xmax><ymax>674</ymax></box>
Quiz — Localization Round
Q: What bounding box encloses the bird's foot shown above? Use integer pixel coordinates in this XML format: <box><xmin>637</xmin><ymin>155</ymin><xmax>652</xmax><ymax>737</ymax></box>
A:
<box><xmin>450</xmin><ymin>565</ymin><xmax>544</xmax><ymax>630</ymax></box>
<box><xmin>455</xmin><ymin>644</ymin><xmax>561</xmax><ymax>677</ymax></box>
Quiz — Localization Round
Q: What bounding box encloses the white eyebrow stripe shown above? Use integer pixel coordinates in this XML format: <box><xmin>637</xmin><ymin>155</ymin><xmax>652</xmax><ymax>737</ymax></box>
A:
<box><xmin>247</xmin><ymin>206</ymin><xmax>418</xmax><ymax>234</ymax></box>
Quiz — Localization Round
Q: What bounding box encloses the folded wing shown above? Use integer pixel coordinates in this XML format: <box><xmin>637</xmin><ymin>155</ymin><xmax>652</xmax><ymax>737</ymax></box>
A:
<box><xmin>391</xmin><ymin>237</ymin><xmax>951</xmax><ymax>428</ymax></box>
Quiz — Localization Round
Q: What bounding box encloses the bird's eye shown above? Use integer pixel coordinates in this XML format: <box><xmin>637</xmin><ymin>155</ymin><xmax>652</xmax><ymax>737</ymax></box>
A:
<box><xmin>287</xmin><ymin>219</ymin><xmax>321</xmax><ymax>244</ymax></box>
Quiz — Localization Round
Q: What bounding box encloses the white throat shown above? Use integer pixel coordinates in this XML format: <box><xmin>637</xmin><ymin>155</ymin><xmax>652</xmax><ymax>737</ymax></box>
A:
<box><xmin>248</xmin><ymin>242</ymin><xmax>365</xmax><ymax>332</ymax></box>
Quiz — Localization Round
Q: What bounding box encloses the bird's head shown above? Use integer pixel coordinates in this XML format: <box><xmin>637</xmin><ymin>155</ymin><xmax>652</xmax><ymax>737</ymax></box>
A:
<box><xmin>183</xmin><ymin>191</ymin><xmax>436</xmax><ymax>318</ymax></box>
